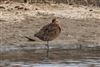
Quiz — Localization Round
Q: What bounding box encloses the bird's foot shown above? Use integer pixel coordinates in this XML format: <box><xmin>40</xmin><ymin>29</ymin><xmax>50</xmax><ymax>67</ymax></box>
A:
<box><xmin>40</xmin><ymin>57</ymin><xmax>51</xmax><ymax>63</ymax></box>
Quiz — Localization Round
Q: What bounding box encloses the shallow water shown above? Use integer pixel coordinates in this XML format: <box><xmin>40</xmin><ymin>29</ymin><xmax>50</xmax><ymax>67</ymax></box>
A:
<box><xmin>0</xmin><ymin>58</ymin><xmax>100</xmax><ymax>67</ymax></box>
<box><xmin>0</xmin><ymin>45</ymin><xmax>100</xmax><ymax>67</ymax></box>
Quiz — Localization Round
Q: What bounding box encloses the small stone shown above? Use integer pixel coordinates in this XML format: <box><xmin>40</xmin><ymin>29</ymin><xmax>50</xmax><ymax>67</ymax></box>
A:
<box><xmin>89</xmin><ymin>9</ymin><xmax>93</xmax><ymax>11</ymax></box>
<box><xmin>24</xmin><ymin>8</ymin><xmax>29</xmax><ymax>10</ymax></box>
<box><xmin>35</xmin><ymin>8</ymin><xmax>38</xmax><ymax>10</ymax></box>
<box><xmin>0</xmin><ymin>6</ymin><xmax>5</xmax><ymax>9</ymax></box>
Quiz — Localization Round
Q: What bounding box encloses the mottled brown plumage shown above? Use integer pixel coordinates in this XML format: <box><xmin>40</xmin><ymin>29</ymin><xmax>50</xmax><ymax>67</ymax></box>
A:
<box><xmin>34</xmin><ymin>18</ymin><xmax>61</xmax><ymax>58</ymax></box>
<box><xmin>34</xmin><ymin>18</ymin><xmax>61</xmax><ymax>41</ymax></box>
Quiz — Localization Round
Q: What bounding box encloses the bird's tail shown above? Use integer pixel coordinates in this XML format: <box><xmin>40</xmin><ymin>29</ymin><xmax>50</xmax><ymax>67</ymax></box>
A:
<box><xmin>25</xmin><ymin>36</ymin><xmax>36</xmax><ymax>41</ymax></box>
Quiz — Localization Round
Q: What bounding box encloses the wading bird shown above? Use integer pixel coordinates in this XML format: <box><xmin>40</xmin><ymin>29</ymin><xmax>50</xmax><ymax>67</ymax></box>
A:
<box><xmin>34</xmin><ymin>18</ymin><xmax>61</xmax><ymax>58</ymax></box>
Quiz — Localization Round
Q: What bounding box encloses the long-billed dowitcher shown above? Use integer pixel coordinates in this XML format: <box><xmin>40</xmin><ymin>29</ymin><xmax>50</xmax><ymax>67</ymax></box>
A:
<box><xmin>34</xmin><ymin>18</ymin><xmax>61</xmax><ymax>58</ymax></box>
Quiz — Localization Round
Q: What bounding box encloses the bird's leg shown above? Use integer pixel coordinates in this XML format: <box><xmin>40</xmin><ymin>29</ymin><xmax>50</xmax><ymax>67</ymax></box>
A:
<box><xmin>46</xmin><ymin>41</ymin><xmax>49</xmax><ymax>58</ymax></box>
<box><xmin>79</xmin><ymin>44</ymin><xmax>82</xmax><ymax>50</ymax></box>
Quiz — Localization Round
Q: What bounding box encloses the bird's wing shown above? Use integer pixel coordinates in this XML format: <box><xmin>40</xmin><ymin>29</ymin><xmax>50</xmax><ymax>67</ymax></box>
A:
<box><xmin>40</xmin><ymin>24</ymin><xmax>61</xmax><ymax>35</ymax></box>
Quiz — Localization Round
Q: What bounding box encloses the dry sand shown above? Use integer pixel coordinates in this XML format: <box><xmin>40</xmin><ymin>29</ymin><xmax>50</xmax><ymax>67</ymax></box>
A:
<box><xmin>0</xmin><ymin>2</ymin><xmax>100</xmax><ymax>45</ymax></box>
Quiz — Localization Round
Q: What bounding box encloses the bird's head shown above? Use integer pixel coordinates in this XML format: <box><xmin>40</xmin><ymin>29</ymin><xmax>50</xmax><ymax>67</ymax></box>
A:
<box><xmin>52</xmin><ymin>18</ymin><xmax>58</xmax><ymax>23</ymax></box>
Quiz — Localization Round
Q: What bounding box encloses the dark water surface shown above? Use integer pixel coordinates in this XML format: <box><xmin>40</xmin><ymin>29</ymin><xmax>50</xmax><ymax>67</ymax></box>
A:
<box><xmin>0</xmin><ymin>58</ymin><xmax>100</xmax><ymax>67</ymax></box>
<box><xmin>0</xmin><ymin>45</ymin><xmax>100</xmax><ymax>67</ymax></box>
